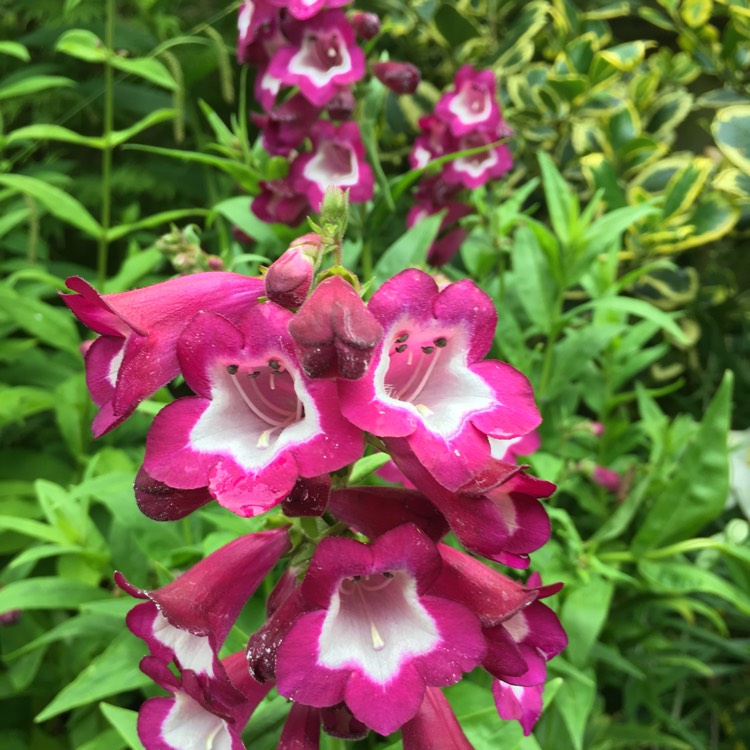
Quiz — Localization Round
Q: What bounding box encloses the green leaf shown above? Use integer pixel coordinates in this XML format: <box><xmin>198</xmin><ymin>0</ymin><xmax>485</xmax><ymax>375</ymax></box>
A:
<box><xmin>55</xmin><ymin>30</ymin><xmax>176</xmax><ymax>90</ymax></box>
<box><xmin>508</xmin><ymin>225</ymin><xmax>556</xmax><ymax>333</ymax></box>
<box><xmin>561</xmin><ymin>576</ymin><xmax>614</xmax><ymax>667</ymax></box>
<box><xmin>0</xmin><ymin>286</ymin><xmax>81</xmax><ymax>353</ymax></box>
<box><xmin>0</xmin><ymin>515</ymin><xmax>68</xmax><ymax>544</ymax></box>
<box><xmin>35</xmin><ymin>633</ymin><xmax>151</xmax><ymax>722</ymax></box>
<box><xmin>0</xmin><ymin>577</ymin><xmax>108</xmax><ymax>612</ymax></box>
<box><xmin>638</xmin><ymin>560</ymin><xmax>750</xmax><ymax>615</ymax></box>
<box><xmin>372</xmin><ymin>212</ymin><xmax>444</xmax><ymax>289</ymax></box>
<box><xmin>712</xmin><ymin>105</ymin><xmax>750</xmax><ymax>173</ymax></box>
<box><xmin>212</xmin><ymin>195</ymin><xmax>281</xmax><ymax>244</ymax></box>
<box><xmin>550</xmin><ymin>664</ymin><xmax>597</xmax><ymax>750</ymax></box>
<box><xmin>6</xmin><ymin>124</ymin><xmax>103</xmax><ymax>148</ymax></box>
<box><xmin>568</xmin><ymin>296</ymin><xmax>687</xmax><ymax>344</ymax></box>
<box><xmin>0</xmin><ymin>173</ymin><xmax>102</xmax><ymax>238</ymax></box>
<box><xmin>435</xmin><ymin>4</ymin><xmax>481</xmax><ymax>46</ymax></box>
<box><xmin>0</xmin><ymin>74</ymin><xmax>75</xmax><ymax>101</ymax></box>
<box><xmin>538</xmin><ymin>151</ymin><xmax>574</xmax><ymax>248</ymax></box>
<box><xmin>349</xmin><ymin>453</ymin><xmax>393</xmax><ymax>484</ymax></box>
<box><xmin>103</xmin><ymin>247</ymin><xmax>163</xmax><ymax>293</ymax></box>
<box><xmin>0</xmin><ymin>41</ymin><xmax>30</xmax><ymax>61</ymax></box>
<box><xmin>662</xmin><ymin>157</ymin><xmax>712</xmax><ymax>217</ymax></box>
<box><xmin>680</xmin><ymin>0</ymin><xmax>713</xmax><ymax>28</ymax></box>
<box><xmin>105</xmin><ymin>208</ymin><xmax>209</xmax><ymax>242</ymax></box>
<box><xmin>100</xmin><ymin>704</ymin><xmax>145</xmax><ymax>750</ymax></box>
<box><xmin>634</xmin><ymin>371</ymin><xmax>732</xmax><ymax>550</ymax></box>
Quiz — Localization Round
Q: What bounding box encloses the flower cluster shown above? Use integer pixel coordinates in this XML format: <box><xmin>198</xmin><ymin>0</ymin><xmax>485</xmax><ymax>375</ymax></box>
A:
<box><xmin>64</xmin><ymin>217</ymin><xmax>565</xmax><ymax>747</ymax></box>
<box><xmin>409</xmin><ymin>65</ymin><xmax>514</xmax><ymax>265</ymax></box>
<box><xmin>239</xmin><ymin>1</ymin><xmax>391</xmax><ymax>224</ymax></box>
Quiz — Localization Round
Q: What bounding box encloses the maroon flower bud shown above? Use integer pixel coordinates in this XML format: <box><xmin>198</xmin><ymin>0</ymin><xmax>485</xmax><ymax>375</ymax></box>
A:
<box><xmin>288</xmin><ymin>275</ymin><xmax>383</xmax><ymax>379</ymax></box>
<box><xmin>282</xmin><ymin>474</ymin><xmax>331</xmax><ymax>517</ymax></box>
<box><xmin>205</xmin><ymin>254</ymin><xmax>224</xmax><ymax>271</ymax></box>
<box><xmin>326</xmin><ymin>86</ymin><xmax>357</xmax><ymax>121</ymax></box>
<box><xmin>265</xmin><ymin>233</ymin><xmax>322</xmax><ymax>309</ymax></box>
<box><xmin>373</xmin><ymin>61</ymin><xmax>421</xmax><ymax>95</ymax></box>
<box><xmin>350</xmin><ymin>11</ymin><xmax>381</xmax><ymax>40</ymax></box>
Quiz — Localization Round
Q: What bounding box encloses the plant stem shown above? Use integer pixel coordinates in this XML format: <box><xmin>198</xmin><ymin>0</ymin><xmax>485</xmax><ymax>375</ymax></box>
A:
<box><xmin>98</xmin><ymin>0</ymin><xmax>115</xmax><ymax>287</ymax></box>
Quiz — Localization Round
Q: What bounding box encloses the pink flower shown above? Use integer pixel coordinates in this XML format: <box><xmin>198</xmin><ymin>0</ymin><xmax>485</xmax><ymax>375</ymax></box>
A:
<box><xmin>252</xmin><ymin>176</ymin><xmax>311</xmax><ymax>226</ymax></box>
<box><xmin>253</xmin><ymin>62</ymin><xmax>283</xmax><ymax>110</ymax></box>
<box><xmin>269</xmin><ymin>10</ymin><xmax>365</xmax><ymax>107</ymax></box>
<box><xmin>237</xmin><ymin>1</ymin><xmax>281</xmax><ymax>65</ymax></box>
<box><xmin>267</xmin><ymin>0</ymin><xmax>351</xmax><ymax>21</ymax></box>
<box><xmin>402</xmin><ymin>688</ymin><xmax>475</xmax><ymax>749</ymax></box>
<box><xmin>442</xmin><ymin>132</ymin><xmax>513</xmax><ymax>189</ymax></box>
<box><xmin>325</xmin><ymin>85</ymin><xmax>356</xmax><ymax>120</ymax></box>
<box><xmin>253</xmin><ymin>93</ymin><xmax>322</xmax><ymax>155</ymax></box>
<box><xmin>288</xmin><ymin>275</ymin><xmax>383</xmax><ymax>380</ymax></box>
<box><xmin>274</xmin><ymin>524</ymin><xmax>486</xmax><ymax>735</ymax></box>
<box><xmin>143</xmin><ymin>304</ymin><xmax>363</xmax><ymax>516</ymax></box>
<box><xmin>592</xmin><ymin>465</ymin><xmax>623</xmax><ymax>493</ymax></box>
<box><xmin>349</xmin><ymin>11</ymin><xmax>381</xmax><ymax>40</ymax></box>
<box><xmin>409</xmin><ymin>114</ymin><xmax>452</xmax><ymax>169</ymax></box>
<box><xmin>61</xmin><ymin>273</ymin><xmax>263</xmax><ymax>437</ymax></box>
<box><xmin>435</xmin><ymin>65</ymin><xmax>502</xmax><ymax>137</ymax></box>
<box><xmin>373</xmin><ymin>61</ymin><xmax>421</xmax><ymax>95</ymax></box>
<box><xmin>264</xmin><ymin>233</ymin><xmax>322</xmax><ymax>309</ymax></box>
<box><xmin>291</xmin><ymin>120</ymin><xmax>374</xmax><ymax>209</ymax></box>
<box><xmin>338</xmin><ymin>270</ymin><xmax>541</xmax><ymax>492</ymax></box>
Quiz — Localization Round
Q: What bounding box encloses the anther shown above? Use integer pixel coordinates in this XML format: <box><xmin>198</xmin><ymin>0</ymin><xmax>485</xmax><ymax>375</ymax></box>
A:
<box><xmin>248</xmin><ymin>371</ymin><xmax>260</xmax><ymax>379</ymax></box>
<box><xmin>226</xmin><ymin>364</ymin><xmax>239</xmax><ymax>375</ymax></box>
<box><xmin>396</xmin><ymin>333</ymin><xmax>409</xmax><ymax>343</ymax></box>
<box><xmin>351</xmin><ymin>575</ymin><xmax>361</xmax><ymax>582</ymax></box>
<box><xmin>421</xmin><ymin>346</ymin><xmax>435</xmax><ymax>355</ymax></box>
<box><xmin>434</xmin><ymin>337</ymin><xmax>447</xmax><ymax>348</ymax></box>
<box><xmin>382</xmin><ymin>572</ymin><xmax>394</xmax><ymax>578</ymax></box>
<box><xmin>395</xmin><ymin>344</ymin><xmax>407</xmax><ymax>353</ymax></box>
<box><xmin>268</xmin><ymin>359</ymin><xmax>281</xmax><ymax>370</ymax></box>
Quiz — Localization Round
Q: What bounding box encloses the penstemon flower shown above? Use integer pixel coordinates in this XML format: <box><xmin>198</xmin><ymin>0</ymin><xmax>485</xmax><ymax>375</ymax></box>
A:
<box><xmin>68</xmin><ymin>188</ymin><xmax>565</xmax><ymax>747</ymax></box>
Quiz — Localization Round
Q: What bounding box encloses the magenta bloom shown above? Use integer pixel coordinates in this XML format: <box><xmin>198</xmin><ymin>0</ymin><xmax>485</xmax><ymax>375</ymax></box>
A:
<box><xmin>254</xmin><ymin>63</ymin><xmax>283</xmax><ymax>111</ymax></box>
<box><xmin>373</xmin><ymin>61</ymin><xmax>421</xmax><ymax>95</ymax></box>
<box><xmin>592</xmin><ymin>465</ymin><xmax>623</xmax><ymax>493</ymax></box>
<box><xmin>264</xmin><ymin>233</ymin><xmax>322</xmax><ymax>310</ymax></box>
<box><xmin>268</xmin><ymin>0</ymin><xmax>351</xmax><ymax>21</ymax></box>
<box><xmin>269</xmin><ymin>10</ymin><xmax>365</xmax><ymax>106</ymax></box>
<box><xmin>291</xmin><ymin>120</ymin><xmax>374</xmax><ymax>209</ymax></box>
<box><xmin>254</xmin><ymin>93</ymin><xmax>321</xmax><ymax>155</ymax></box>
<box><xmin>442</xmin><ymin>132</ymin><xmax>513</xmax><ymax>189</ymax></box>
<box><xmin>338</xmin><ymin>269</ymin><xmax>541</xmax><ymax>492</ymax></box>
<box><xmin>435</xmin><ymin>65</ymin><xmax>502</xmax><ymax>137</ymax></box>
<box><xmin>237</xmin><ymin>1</ymin><xmax>281</xmax><ymax>65</ymax></box>
<box><xmin>138</xmin><ymin>651</ymin><xmax>271</xmax><ymax>750</ymax></box>
<box><xmin>409</xmin><ymin>114</ymin><xmax>452</xmax><ymax>169</ymax></box>
<box><xmin>274</xmin><ymin>524</ymin><xmax>486</xmax><ymax>735</ymax></box>
<box><xmin>252</xmin><ymin>175</ymin><xmax>311</xmax><ymax>226</ymax></box>
<box><xmin>61</xmin><ymin>273</ymin><xmax>263</xmax><ymax>437</ymax></box>
<box><xmin>402</xmin><ymin>687</ymin><xmax>475</xmax><ymax>749</ymax></box>
<box><xmin>143</xmin><ymin>304</ymin><xmax>363</xmax><ymax>516</ymax></box>
<box><xmin>288</xmin><ymin>275</ymin><xmax>383</xmax><ymax>379</ymax></box>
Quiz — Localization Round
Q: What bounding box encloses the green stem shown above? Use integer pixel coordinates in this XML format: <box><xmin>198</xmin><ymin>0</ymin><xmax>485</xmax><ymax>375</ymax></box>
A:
<box><xmin>98</xmin><ymin>0</ymin><xmax>115</xmax><ymax>287</ymax></box>
<box><xmin>537</xmin><ymin>293</ymin><xmax>564</xmax><ymax>398</ymax></box>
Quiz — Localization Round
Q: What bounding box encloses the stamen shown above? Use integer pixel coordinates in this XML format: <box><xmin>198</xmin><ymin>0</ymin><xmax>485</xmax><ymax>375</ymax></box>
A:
<box><xmin>227</xmin><ymin>372</ymin><xmax>289</xmax><ymax>428</ymax></box>
<box><xmin>257</xmin><ymin>429</ymin><xmax>272</xmax><ymax>449</ymax></box>
<box><xmin>268</xmin><ymin>359</ymin><xmax>281</xmax><ymax>370</ymax></box>
<box><xmin>396</xmin><ymin>333</ymin><xmax>409</xmax><ymax>343</ymax></box>
<box><xmin>402</xmin><ymin>346</ymin><xmax>443</xmax><ymax>405</ymax></box>
<box><xmin>248</xmin><ymin>371</ymin><xmax>261</xmax><ymax>379</ymax></box>
<box><xmin>421</xmin><ymin>346</ymin><xmax>435</xmax><ymax>355</ymax></box>
<box><xmin>395</xmin><ymin>344</ymin><xmax>407</xmax><ymax>353</ymax></box>
<box><xmin>415</xmin><ymin>403</ymin><xmax>434</xmax><ymax>417</ymax></box>
<box><xmin>226</xmin><ymin>364</ymin><xmax>239</xmax><ymax>374</ymax></box>
<box><xmin>249</xmin><ymin>374</ymin><xmax>294</xmax><ymax>418</ymax></box>
<box><xmin>434</xmin><ymin>337</ymin><xmax>447</xmax><ymax>348</ymax></box>
<box><xmin>354</xmin><ymin>582</ymin><xmax>387</xmax><ymax>652</ymax></box>
<box><xmin>407</xmin><ymin>349</ymin><xmax>413</xmax><ymax>366</ymax></box>
<box><xmin>383</xmin><ymin>571</ymin><xmax>394</xmax><ymax>578</ymax></box>
<box><xmin>269</xmin><ymin>376</ymin><xmax>275</xmax><ymax>391</ymax></box>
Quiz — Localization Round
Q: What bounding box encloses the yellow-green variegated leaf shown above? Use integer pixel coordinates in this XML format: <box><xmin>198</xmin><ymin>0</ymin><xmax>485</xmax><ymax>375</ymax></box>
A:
<box><xmin>588</xmin><ymin>53</ymin><xmax>619</xmax><ymax>86</ymax></box>
<box><xmin>663</xmin><ymin>157</ymin><xmax>714</xmax><ymax>217</ymax></box>
<box><xmin>620</xmin><ymin>136</ymin><xmax>670</xmax><ymax>176</ymax></box>
<box><xmin>546</xmin><ymin>74</ymin><xmax>588</xmax><ymax>102</ymax></box>
<box><xmin>609</xmin><ymin>102</ymin><xmax>642</xmax><ymax>151</ymax></box>
<box><xmin>630</xmin><ymin>71</ymin><xmax>661</xmax><ymax>110</ymax></box>
<box><xmin>582</xmin><ymin>1</ymin><xmax>630</xmax><ymax>19</ymax></box>
<box><xmin>680</xmin><ymin>0</ymin><xmax>713</xmax><ymax>28</ymax></box>
<box><xmin>565</xmin><ymin>33</ymin><xmax>600</xmax><ymax>75</ymax></box>
<box><xmin>572</xmin><ymin>121</ymin><xmax>607</xmax><ymax>156</ymax></box>
<box><xmin>645</xmin><ymin>91</ymin><xmax>694</xmax><ymax>137</ymax></box>
<box><xmin>580</xmin><ymin>153</ymin><xmax>628</xmax><ymax>208</ymax></box>
<box><xmin>630</xmin><ymin>155</ymin><xmax>692</xmax><ymax>195</ymax></box>
<box><xmin>712</xmin><ymin>105</ymin><xmax>750</xmax><ymax>174</ymax></box>
<box><xmin>638</xmin><ymin>7</ymin><xmax>675</xmax><ymax>30</ymax></box>
<box><xmin>713</xmin><ymin>168</ymin><xmax>750</xmax><ymax>199</ymax></box>
<box><xmin>496</xmin><ymin>1</ymin><xmax>549</xmax><ymax>69</ymax></box>
<box><xmin>599</xmin><ymin>41</ymin><xmax>654</xmax><ymax>71</ymax></box>
<box><xmin>634</xmin><ymin>266</ymin><xmax>700</xmax><ymax>310</ymax></box>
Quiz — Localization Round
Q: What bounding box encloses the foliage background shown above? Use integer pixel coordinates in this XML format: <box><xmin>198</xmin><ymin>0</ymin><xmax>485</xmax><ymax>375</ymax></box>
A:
<box><xmin>1</xmin><ymin>0</ymin><xmax>749</xmax><ymax>748</ymax></box>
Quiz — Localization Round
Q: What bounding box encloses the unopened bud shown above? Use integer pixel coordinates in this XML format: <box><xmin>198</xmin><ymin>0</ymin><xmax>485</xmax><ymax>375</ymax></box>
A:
<box><xmin>206</xmin><ymin>255</ymin><xmax>224</xmax><ymax>271</ymax></box>
<box><xmin>288</xmin><ymin>275</ymin><xmax>383</xmax><ymax>379</ymax></box>
<box><xmin>350</xmin><ymin>11</ymin><xmax>381</xmax><ymax>40</ymax></box>
<box><xmin>320</xmin><ymin>186</ymin><xmax>349</xmax><ymax>239</ymax></box>
<box><xmin>373</xmin><ymin>61</ymin><xmax>421</xmax><ymax>95</ymax></box>
<box><xmin>265</xmin><ymin>233</ymin><xmax>322</xmax><ymax>309</ymax></box>
<box><xmin>326</xmin><ymin>87</ymin><xmax>356</xmax><ymax>121</ymax></box>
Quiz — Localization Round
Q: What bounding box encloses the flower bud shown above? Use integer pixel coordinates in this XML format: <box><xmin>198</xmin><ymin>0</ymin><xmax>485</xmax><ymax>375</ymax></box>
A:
<box><xmin>350</xmin><ymin>11</ymin><xmax>381</xmax><ymax>40</ymax></box>
<box><xmin>326</xmin><ymin>86</ymin><xmax>357</xmax><ymax>121</ymax></box>
<box><xmin>288</xmin><ymin>275</ymin><xmax>383</xmax><ymax>379</ymax></box>
<box><xmin>373</xmin><ymin>61</ymin><xmax>421</xmax><ymax>95</ymax></box>
<box><xmin>265</xmin><ymin>233</ymin><xmax>322</xmax><ymax>309</ymax></box>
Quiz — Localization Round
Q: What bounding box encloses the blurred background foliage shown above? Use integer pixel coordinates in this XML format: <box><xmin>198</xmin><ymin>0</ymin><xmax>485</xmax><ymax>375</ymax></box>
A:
<box><xmin>0</xmin><ymin>0</ymin><xmax>748</xmax><ymax>749</ymax></box>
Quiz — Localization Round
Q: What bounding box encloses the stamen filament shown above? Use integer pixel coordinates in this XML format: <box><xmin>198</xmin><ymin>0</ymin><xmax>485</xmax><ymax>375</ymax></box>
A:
<box><xmin>228</xmin><ymin>373</ymin><xmax>287</xmax><ymax>427</ymax></box>
<box><xmin>394</xmin><ymin>355</ymin><xmax>426</xmax><ymax>401</ymax></box>
<box><xmin>402</xmin><ymin>346</ymin><xmax>443</xmax><ymax>405</ymax></box>
<box><xmin>354</xmin><ymin>584</ymin><xmax>386</xmax><ymax>652</ymax></box>
<box><xmin>249</xmin><ymin>374</ymin><xmax>295</xmax><ymax>418</ymax></box>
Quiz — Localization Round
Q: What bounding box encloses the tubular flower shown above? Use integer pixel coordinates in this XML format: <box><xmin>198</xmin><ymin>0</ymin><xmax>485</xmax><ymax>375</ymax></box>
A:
<box><xmin>435</xmin><ymin>65</ymin><xmax>502</xmax><ymax>137</ymax></box>
<box><xmin>338</xmin><ymin>269</ymin><xmax>540</xmax><ymax>492</ymax></box>
<box><xmin>252</xmin><ymin>176</ymin><xmax>311</xmax><ymax>227</ymax></box>
<box><xmin>237</xmin><ymin>1</ymin><xmax>281</xmax><ymax>65</ymax></box>
<box><xmin>441</xmin><ymin>132</ymin><xmax>513</xmax><ymax>190</ymax></box>
<box><xmin>268</xmin><ymin>0</ymin><xmax>351</xmax><ymax>21</ymax></box>
<box><xmin>290</xmin><ymin>120</ymin><xmax>374</xmax><ymax>209</ymax></box>
<box><xmin>138</xmin><ymin>652</ymin><xmax>272</xmax><ymax>750</ymax></box>
<box><xmin>143</xmin><ymin>304</ymin><xmax>363</xmax><ymax>516</ymax></box>
<box><xmin>491</xmin><ymin>573</ymin><xmax>568</xmax><ymax>735</ymax></box>
<box><xmin>61</xmin><ymin>274</ymin><xmax>263</xmax><ymax>437</ymax></box>
<box><xmin>269</xmin><ymin>10</ymin><xmax>365</xmax><ymax>107</ymax></box>
<box><xmin>274</xmin><ymin>524</ymin><xmax>486</xmax><ymax>735</ymax></box>
<box><xmin>253</xmin><ymin>93</ymin><xmax>322</xmax><ymax>156</ymax></box>
<box><xmin>402</xmin><ymin>687</ymin><xmax>475</xmax><ymax>750</ymax></box>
